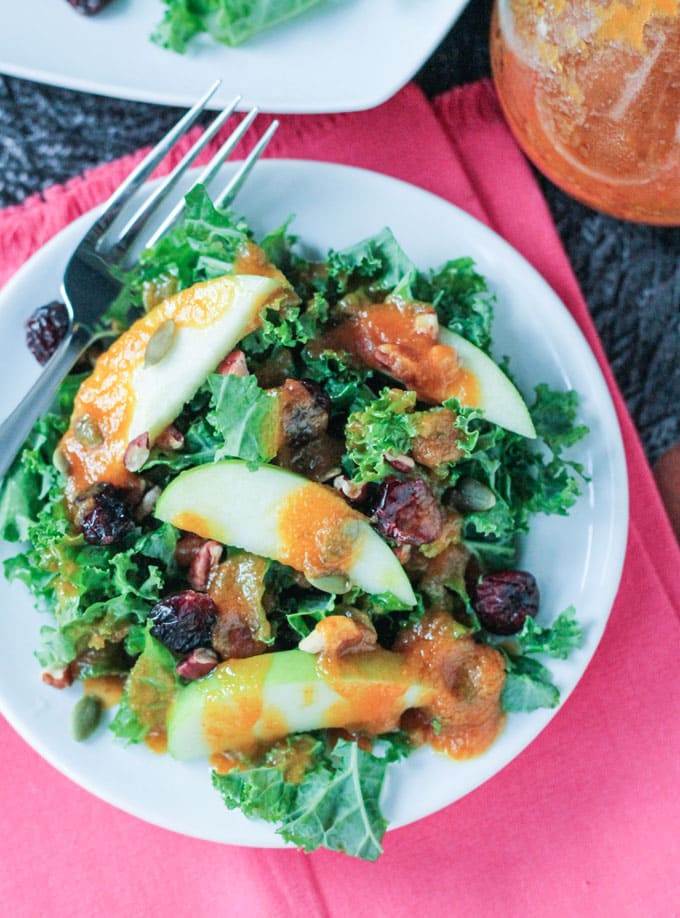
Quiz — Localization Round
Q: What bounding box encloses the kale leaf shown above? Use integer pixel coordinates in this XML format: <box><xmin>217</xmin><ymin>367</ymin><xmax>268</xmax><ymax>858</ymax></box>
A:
<box><xmin>110</xmin><ymin>626</ymin><xmax>179</xmax><ymax>744</ymax></box>
<box><xmin>327</xmin><ymin>227</ymin><xmax>417</xmax><ymax>293</ymax></box>
<box><xmin>345</xmin><ymin>388</ymin><xmax>417</xmax><ymax>482</ymax></box>
<box><xmin>213</xmin><ymin>736</ymin><xmax>402</xmax><ymax>860</ymax></box>
<box><xmin>207</xmin><ymin>373</ymin><xmax>279</xmax><ymax>463</ymax></box>
<box><xmin>501</xmin><ymin>656</ymin><xmax>560</xmax><ymax>712</ymax></box>
<box><xmin>416</xmin><ymin>257</ymin><xmax>495</xmax><ymax>350</ymax></box>
<box><xmin>513</xmin><ymin>605</ymin><xmax>583</xmax><ymax>659</ymax></box>
<box><xmin>495</xmin><ymin>608</ymin><xmax>584</xmax><ymax>712</ymax></box>
<box><xmin>152</xmin><ymin>0</ymin><xmax>324</xmax><ymax>52</ymax></box>
<box><xmin>107</xmin><ymin>185</ymin><xmax>251</xmax><ymax>325</ymax></box>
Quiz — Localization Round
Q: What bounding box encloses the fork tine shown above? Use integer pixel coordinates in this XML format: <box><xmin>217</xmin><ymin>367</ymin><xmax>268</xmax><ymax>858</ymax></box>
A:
<box><xmin>90</xmin><ymin>79</ymin><xmax>221</xmax><ymax>243</ymax></box>
<box><xmin>143</xmin><ymin>106</ymin><xmax>261</xmax><ymax>250</ymax></box>
<box><xmin>108</xmin><ymin>95</ymin><xmax>241</xmax><ymax>255</ymax></box>
<box><xmin>213</xmin><ymin>120</ymin><xmax>279</xmax><ymax>209</ymax></box>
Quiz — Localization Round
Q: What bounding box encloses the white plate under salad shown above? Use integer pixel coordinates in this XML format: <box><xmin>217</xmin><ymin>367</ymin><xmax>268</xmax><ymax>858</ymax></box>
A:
<box><xmin>0</xmin><ymin>160</ymin><xmax>628</xmax><ymax>847</ymax></box>
<box><xmin>0</xmin><ymin>1</ymin><xmax>466</xmax><ymax>114</ymax></box>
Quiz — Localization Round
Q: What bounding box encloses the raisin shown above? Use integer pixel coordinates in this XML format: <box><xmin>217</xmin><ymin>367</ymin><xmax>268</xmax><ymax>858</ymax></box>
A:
<box><xmin>73</xmin><ymin>483</ymin><xmax>135</xmax><ymax>545</ymax></box>
<box><xmin>472</xmin><ymin>570</ymin><xmax>540</xmax><ymax>634</ymax></box>
<box><xmin>25</xmin><ymin>301</ymin><xmax>69</xmax><ymax>365</ymax></box>
<box><xmin>374</xmin><ymin>476</ymin><xmax>443</xmax><ymax>546</ymax></box>
<box><xmin>300</xmin><ymin>379</ymin><xmax>331</xmax><ymax>416</ymax></box>
<box><xmin>149</xmin><ymin>591</ymin><xmax>219</xmax><ymax>654</ymax></box>
<box><xmin>280</xmin><ymin>378</ymin><xmax>330</xmax><ymax>448</ymax></box>
<box><xmin>66</xmin><ymin>0</ymin><xmax>112</xmax><ymax>14</ymax></box>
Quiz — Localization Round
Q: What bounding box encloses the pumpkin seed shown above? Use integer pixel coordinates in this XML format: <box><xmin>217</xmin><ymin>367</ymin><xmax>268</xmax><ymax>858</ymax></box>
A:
<box><xmin>307</xmin><ymin>574</ymin><xmax>352</xmax><ymax>594</ymax></box>
<box><xmin>144</xmin><ymin>319</ymin><xmax>176</xmax><ymax>367</ymax></box>
<box><xmin>142</xmin><ymin>275</ymin><xmax>178</xmax><ymax>312</ymax></box>
<box><xmin>52</xmin><ymin>446</ymin><xmax>70</xmax><ymax>475</ymax></box>
<box><xmin>71</xmin><ymin>693</ymin><xmax>103</xmax><ymax>742</ymax></box>
<box><xmin>73</xmin><ymin>414</ymin><xmax>103</xmax><ymax>448</ymax></box>
<box><xmin>450</xmin><ymin>477</ymin><xmax>497</xmax><ymax>513</ymax></box>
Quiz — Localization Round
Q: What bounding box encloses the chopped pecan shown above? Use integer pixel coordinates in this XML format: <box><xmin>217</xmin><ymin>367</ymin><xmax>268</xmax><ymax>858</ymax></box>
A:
<box><xmin>298</xmin><ymin>613</ymin><xmax>377</xmax><ymax>658</ymax></box>
<box><xmin>217</xmin><ymin>349</ymin><xmax>249</xmax><ymax>377</ymax></box>
<box><xmin>155</xmin><ymin>425</ymin><xmax>184</xmax><ymax>451</ymax></box>
<box><xmin>176</xmin><ymin>648</ymin><xmax>219</xmax><ymax>681</ymax></box>
<box><xmin>123</xmin><ymin>432</ymin><xmax>150</xmax><ymax>472</ymax></box>
<box><xmin>411</xmin><ymin>409</ymin><xmax>464</xmax><ymax>469</ymax></box>
<box><xmin>188</xmin><ymin>540</ymin><xmax>223</xmax><ymax>591</ymax></box>
<box><xmin>333</xmin><ymin>475</ymin><xmax>370</xmax><ymax>504</ymax></box>
<box><xmin>42</xmin><ymin>665</ymin><xmax>74</xmax><ymax>689</ymax></box>
<box><xmin>175</xmin><ymin>533</ymin><xmax>206</xmax><ymax>567</ymax></box>
<box><xmin>135</xmin><ymin>485</ymin><xmax>162</xmax><ymax>521</ymax></box>
<box><xmin>211</xmin><ymin>618</ymin><xmax>269</xmax><ymax>660</ymax></box>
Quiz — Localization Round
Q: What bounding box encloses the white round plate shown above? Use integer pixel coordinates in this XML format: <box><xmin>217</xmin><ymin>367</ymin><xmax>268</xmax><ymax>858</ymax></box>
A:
<box><xmin>0</xmin><ymin>1</ymin><xmax>466</xmax><ymax>114</ymax></box>
<box><xmin>0</xmin><ymin>160</ymin><xmax>628</xmax><ymax>847</ymax></box>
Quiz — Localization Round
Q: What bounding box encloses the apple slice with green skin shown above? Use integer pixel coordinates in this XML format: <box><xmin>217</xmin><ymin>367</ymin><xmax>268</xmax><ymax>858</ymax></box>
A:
<box><xmin>167</xmin><ymin>647</ymin><xmax>432</xmax><ymax>760</ymax></box>
<box><xmin>60</xmin><ymin>274</ymin><xmax>291</xmax><ymax>493</ymax></box>
<box><xmin>438</xmin><ymin>327</ymin><xmax>536</xmax><ymax>439</ymax></box>
<box><xmin>155</xmin><ymin>459</ymin><xmax>416</xmax><ymax>607</ymax></box>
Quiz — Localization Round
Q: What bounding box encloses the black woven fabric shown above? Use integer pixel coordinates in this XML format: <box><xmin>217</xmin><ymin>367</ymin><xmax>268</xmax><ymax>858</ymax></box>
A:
<box><xmin>0</xmin><ymin>0</ymin><xmax>677</xmax><ymax>461</ymax></box>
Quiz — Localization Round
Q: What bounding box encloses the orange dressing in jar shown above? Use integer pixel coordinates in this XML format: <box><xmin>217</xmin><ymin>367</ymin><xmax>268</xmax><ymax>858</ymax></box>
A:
<box><xmin>491</xmin><ymin>0</ymin><xmax>680</xmax><ymax>223</ymax></box>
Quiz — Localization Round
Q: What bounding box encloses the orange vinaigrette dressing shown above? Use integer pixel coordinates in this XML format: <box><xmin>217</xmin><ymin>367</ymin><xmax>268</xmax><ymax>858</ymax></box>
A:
<box><xmin>82</xmin><ymin>675</ymin><xmax>125</xmax><ymax>709</ymax></box>
<box><xmin>491</xmin><ymin>0</ymin><xmax>680</xmax><ymax>223</ymax></box>
<box><xmin>202</xmin><ymin>655</ymin><xmax>276</xmax><ymax>755</ymax></box>
<box><xmin>59</xmin><ymin>275</ymin><xmax>270</xmax><ymax>497</ymax></box>
<box><xmin>277</xmin><ymin>483</ymin><xmax>365</xmax><ymax>578</ymax></box>
<box><xmin>315</xmin><ymin>299</ymin><xmax>480</xmax><ymax>406</ymax></box>
<box><xmin>395</xmin><ymin>612</ymin><xmax>506</xmax><ymax>759</ymax></box>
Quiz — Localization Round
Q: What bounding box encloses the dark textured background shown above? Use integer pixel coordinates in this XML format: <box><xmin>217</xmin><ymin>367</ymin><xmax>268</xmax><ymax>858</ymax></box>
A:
<box><xmin>0</xmin><ymin>0</ymin><xmax>678</xmax><ymax>461</ymax></box>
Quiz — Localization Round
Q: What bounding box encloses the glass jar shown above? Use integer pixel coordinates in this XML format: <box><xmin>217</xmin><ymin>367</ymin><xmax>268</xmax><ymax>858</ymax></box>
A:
<box><xmin>490</xmin><ymin>0</ymin><xmax>680</xmax><ymax>224</ymax></box>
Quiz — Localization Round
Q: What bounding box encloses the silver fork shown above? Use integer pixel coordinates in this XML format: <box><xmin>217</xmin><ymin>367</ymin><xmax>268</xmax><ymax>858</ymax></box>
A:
<box><xmin>0</xmin><ymin>82</ymin><xmax>278</xmax><ymax>480</ymax></box>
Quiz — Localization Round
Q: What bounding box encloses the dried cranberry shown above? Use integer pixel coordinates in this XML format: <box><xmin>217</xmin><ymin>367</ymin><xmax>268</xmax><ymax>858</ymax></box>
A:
<box><xmin>25</xmin><ymin>301</ymin><xmax>69</xmax><ymax>365</ymax></box>
<box><xmin>472</xmin><ymin>571</ymin><xmax>540</xmax><ymax>635</ymax></box>
<box><xmin>66</xmin><ymin>0</ymin><xmax>112</xmax><ymax>14</ymax></box>
<box><xmin>73</xmin><ymin>483</ymin><xmax>135</xmax><ymax>545</ymax></box>
<box><xmin>149</xmin><ymin>591</ymin><xmax>219</xmax><ymax>654</ymax></box>
<box><xmin>374</xmin><ymin>476</ymin><xmax>443</xmax><ymax>546</ymax></box>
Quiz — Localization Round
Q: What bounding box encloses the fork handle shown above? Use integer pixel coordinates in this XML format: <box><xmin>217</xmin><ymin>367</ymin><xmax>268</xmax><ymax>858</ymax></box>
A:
<box><xmin>0</xmin><ymin>326</ymin><xmax>90</xmax><ymax>482</ymax></box>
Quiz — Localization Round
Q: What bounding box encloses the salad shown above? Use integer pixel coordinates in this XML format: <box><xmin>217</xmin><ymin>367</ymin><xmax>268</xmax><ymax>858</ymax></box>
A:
<box><xmin>0</xmin><ymin>186</ymin><xmax>588</xmax><ymax>860</ymax></box>
<box><xmin>66</xmin><ymin>0</ymin><xmax>326</xmax><ymax>51</ymax></box>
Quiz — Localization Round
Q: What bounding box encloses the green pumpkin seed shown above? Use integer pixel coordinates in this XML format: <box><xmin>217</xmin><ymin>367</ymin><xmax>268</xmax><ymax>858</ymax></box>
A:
<box><xmin>72</xmin><ymin>693</ymin><xmax>103</xmax><ymax>742</ymax></box>
<box><xmin>308</xmin><ymin>574</ymin><xmax>352</xmax><ymax>594</ymax></box>
<box><xmin>144</xmin><ymin>319</ymin><xmax>176</xmax><ymax>367</ymax></box>
<box><xmin>52</xmin><ymin>446</ymin><xmax>70</xmax><ymax>475</ymax></box>
<box><xmin>73</xmin><ymin>414</ymin><xmax>103</xmax><ymax>448</ymax></box>
<box><xmin>450</xmin><ymin>477</ymin><xmax>497</xmax><ymax>513</ymax></box>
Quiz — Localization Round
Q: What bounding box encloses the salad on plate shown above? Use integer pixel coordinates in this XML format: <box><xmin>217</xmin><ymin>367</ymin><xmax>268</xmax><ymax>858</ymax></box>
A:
<box><xmin>0</xmin><ymin>185</ymin><xmax>588</xmax><ymax>860</ymax></box>
<box><xmin>68</xmin><ymin>0</ymin><xmax>328</xmax><ymax>51</ymax></box>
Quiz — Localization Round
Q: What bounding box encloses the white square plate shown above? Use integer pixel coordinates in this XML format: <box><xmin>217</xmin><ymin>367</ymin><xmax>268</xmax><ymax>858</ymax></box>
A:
<box><xmin>1</xmin><ymin>0</ymin><xmax>467</xmax><ymax>113</ymax></box>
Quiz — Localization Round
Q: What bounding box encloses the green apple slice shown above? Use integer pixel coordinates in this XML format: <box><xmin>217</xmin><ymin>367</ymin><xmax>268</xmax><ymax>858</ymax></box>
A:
<box><xmin>438</xmin><ymin>327</ymin><xmax>536</xmax><ymax>438</ymax></box>
<box><xmin>61</xmin><ymin>273</ymin><xmax>291</xmax><ymax>490</ymax></box>
<box><xmin>167</xmin><ymin>648</ymin><xmax>430</xmax><ymax>759</ymax></box>
<box><xmin>155</xmin><ymin>459</ymin><xmax>416</xmax><ymax>607</ymax></box>
<box><xmin>127</xmin><ymin>274</ymin><xmax>287</xmax><ymax>443</ymax></box>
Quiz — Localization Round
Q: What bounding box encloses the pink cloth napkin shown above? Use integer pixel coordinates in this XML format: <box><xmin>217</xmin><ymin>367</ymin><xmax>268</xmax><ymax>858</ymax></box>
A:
<box><xmin>1</xmin><ymin>80</ymin><xmax>678</xmax><ymax>917</ymax></box>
